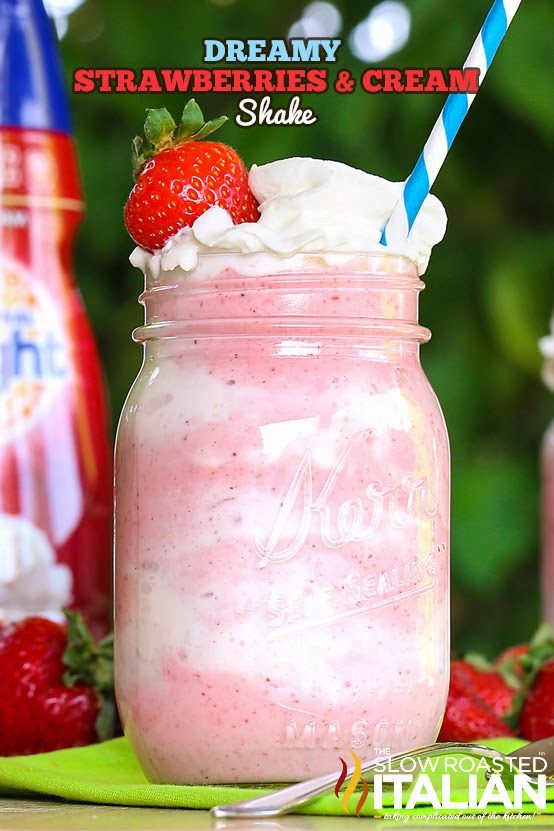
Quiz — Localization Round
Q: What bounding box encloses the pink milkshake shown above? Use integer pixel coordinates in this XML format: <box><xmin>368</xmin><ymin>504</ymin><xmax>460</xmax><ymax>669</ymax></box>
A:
<box><xmin>540</xmin><ymin>320</ymin><xmax>554</xmax><ymax>627</ymax></box>
<box><xmin>115</xmin><ymin>158</ymin><xmax>449</xmax><ymax>784</ymax></box>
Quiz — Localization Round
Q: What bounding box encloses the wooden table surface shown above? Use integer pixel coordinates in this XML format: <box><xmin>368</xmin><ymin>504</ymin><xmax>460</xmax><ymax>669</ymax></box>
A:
<box><xmin>0</xmin><ymin>799</ymin><xmax>368</xmax><ymax>831</ymax></box>
<box><xmin>3</xmin><ymin>798</ymin><xmax>554</xmax><ymax>831</ymax></box>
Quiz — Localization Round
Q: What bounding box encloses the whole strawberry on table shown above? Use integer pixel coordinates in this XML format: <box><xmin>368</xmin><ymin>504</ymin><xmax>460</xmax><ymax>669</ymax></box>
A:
<box><xmin>439</xmin><ymin>623</ymin><xmax>554</xmax><ymax>743</ymax></box>
<box><xmin>0</xmin><ymin>611</ymin><xmax>118</xmax><ymax>756</ymax></box>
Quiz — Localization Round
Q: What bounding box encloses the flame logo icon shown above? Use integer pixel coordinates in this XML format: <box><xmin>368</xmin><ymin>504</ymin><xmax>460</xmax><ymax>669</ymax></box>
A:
<box><xmin>335</xmin><ymin>750</ymin><xmax>369</xmax><ymax>817</ymax></box>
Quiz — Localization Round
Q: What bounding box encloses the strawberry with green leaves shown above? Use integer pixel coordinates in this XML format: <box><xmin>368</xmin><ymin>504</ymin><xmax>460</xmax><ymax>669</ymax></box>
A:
<box><xmin>124</xmin><ymin>100</ymin><xmax>260</xmax><ymax>252</ymax></box>
<box><xmin>504</xmin><ymin>624</ymin><xmax>554</xmax><ymax>740</ymax></box>
<box><xmin>519</xmin><ymin>660</ymin><xmax>554</xmax><ymax>740</ymax></box>
<box><xmin>0</xmin><ymin>612</ymin><xmax>118</xmax><ymax>757</ymax></box>
<box><xmin>439</xmin><ymin>624</ymin><xmax>554</xmax><ymax>743</ymax></box>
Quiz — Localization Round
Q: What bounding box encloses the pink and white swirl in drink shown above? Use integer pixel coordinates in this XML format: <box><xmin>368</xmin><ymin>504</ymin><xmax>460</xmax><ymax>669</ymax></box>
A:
<box><xmin>540</xmin><ymin>319</ymin><xmax>554</xmax><ymax>627</ymax></box>
<box><xmin>115</xmin><ymin>158</ymin><xmax>450</xmax><ymax>783</ymax></box>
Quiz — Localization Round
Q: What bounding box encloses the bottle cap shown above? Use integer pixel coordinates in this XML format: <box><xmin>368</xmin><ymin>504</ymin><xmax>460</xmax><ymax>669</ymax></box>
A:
<box><xmin>0</xmin><ymin>0</ymin><xmax>72</xmax><ymax>133</ymax></box>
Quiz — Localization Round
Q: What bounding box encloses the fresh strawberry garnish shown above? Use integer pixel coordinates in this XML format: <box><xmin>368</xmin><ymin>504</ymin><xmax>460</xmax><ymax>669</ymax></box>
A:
<box><xmin>439</xmin><ymin>624</ymin><xmax>554</xmax><ymax>743</ymax></box>
<box><xmin>438</xmin><ymin>660</ymin><xmax>515</xmax><ymax>742</ymax></box>
<box><xmin>0</xmin><ymin>612</ymin><xmax>117</xmax><ymax>756</ymax></box>
<box><xmin>124</xmin><ymin>100</ymin><xmax>259</xmax><ymax>252</ymax></box>
<box><xmin>519</xmin><ymin>659</ymin><xmax>554</xmax><ymax>741</ymax></box>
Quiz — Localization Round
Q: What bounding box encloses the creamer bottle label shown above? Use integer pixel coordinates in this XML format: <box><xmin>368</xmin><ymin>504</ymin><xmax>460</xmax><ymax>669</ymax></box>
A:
<box><xmin>0</xmin><ymin>259</ymin><xmax>71</xmax><ymax>441</ymax></box>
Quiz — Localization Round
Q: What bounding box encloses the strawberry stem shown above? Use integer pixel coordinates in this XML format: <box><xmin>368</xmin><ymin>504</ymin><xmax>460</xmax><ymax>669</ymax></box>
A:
<box><xmin>62</xmin><ymin>610</ymin><xmax>119</xmax><ymax>742</ymax></box>
<box><xmin>144</xmin><ymin>107</ymin><xmax>176</xmax><ymax>150</ymax></box>
<box><xmin>131</xmin><ymin>99</ymin><xmax>228</xmax><ymax>181</ymax></box>
<box><xmin>464</xmin><ymin>652</ymin><xmax>494</xmax><ymax>673</ymax></box>
<box><xmin>176</xmin><ymin>98</ymin><xmax>204</xmax><ymax>141</ymax></box>
<box><xmin>502</xmin><ymin>622</ymin><xmax>554</xmax><ymax>730</ymax></box>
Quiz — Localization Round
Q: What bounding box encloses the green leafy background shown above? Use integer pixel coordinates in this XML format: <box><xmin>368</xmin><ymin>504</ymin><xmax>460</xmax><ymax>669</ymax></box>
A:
<box><xmin>58</xmin><ymin>0</ymin><xmax>554</xmax><ymax>656</ymax></box>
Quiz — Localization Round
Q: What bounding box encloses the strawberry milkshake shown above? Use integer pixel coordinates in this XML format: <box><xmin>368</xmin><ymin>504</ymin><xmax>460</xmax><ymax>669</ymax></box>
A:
<box><xmin>540</xmin><ymin>319</ymin><xmax>554</xmax><ymax>627</ymax></box>
<box><xmin>115</xmin><ymin>107</ymin><xmax>449</xmax><ymax>784</ymax></box>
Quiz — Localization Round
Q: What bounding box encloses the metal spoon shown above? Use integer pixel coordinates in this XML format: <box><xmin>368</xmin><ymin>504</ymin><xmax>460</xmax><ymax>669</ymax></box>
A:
<box><xmin>211</xmin><ymin>737</ymin><xmax>554</xmax><ymax>819</ymax></box>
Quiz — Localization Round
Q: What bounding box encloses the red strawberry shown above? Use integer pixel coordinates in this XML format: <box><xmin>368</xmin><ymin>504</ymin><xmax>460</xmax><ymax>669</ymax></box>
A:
<box><xmin>0</xmin><ymin>612</ymin><xmax>117</xmax><ymax>756</ymax></box>
<box><xmin>438</xmin><ymin>689</ymin><xmax>514</xmax><ymax>743</ymax></box>
<box><xmin>438</xmin><ymin>663</ymin><xmax>515</xmax><ymax>742</ymax></box>
<box><xmin>451</xmin><ymin>659</ymin><xmax>516</xmax><ymax>719</ymax></box>
<box><xmin>519</xmin><ymin>659</ymin><xmax>554</xmax><ymax>741</ymax></box>
<box><xmin>498</xmin><ymin>624</ymin><xmax>554</xmax><ymax>733</ymax></box>
<box><xmin>124</xmin><ymin>100</ymin><xmax>259</xmax><ymax>252</ymax></box>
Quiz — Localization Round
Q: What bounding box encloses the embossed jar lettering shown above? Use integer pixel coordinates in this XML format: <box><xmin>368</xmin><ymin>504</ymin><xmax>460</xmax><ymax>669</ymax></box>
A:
<box><xmin>256</xmin><ymin>432</ymin><xmax>438</xmax><ymax>568</ymax></box>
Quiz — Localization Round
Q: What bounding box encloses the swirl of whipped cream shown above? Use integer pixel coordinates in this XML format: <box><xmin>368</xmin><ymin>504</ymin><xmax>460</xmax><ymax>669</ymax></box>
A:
<box><xmin>130</xmin><ymin>157</ymin><xmax>447</xmax><ymax>280</ymax></box>
<box><xmin>540</xmin><ymin>315</ymin><xmax>554</xmax><ymax>392</ymax></box>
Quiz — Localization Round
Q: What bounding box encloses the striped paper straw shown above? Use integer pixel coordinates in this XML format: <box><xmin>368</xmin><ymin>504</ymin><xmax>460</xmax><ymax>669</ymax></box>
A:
<box><xmin>381</xmin><ymin>0</ymin><xmax>523</xmax><ymax>247</ymax></box>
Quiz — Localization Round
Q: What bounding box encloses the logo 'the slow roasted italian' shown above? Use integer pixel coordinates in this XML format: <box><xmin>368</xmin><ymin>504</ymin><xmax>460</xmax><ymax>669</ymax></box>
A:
<box><xmin>335</xmin><ymin>750</ymin><xmax>369</xmax><ymax>817</ymax></box>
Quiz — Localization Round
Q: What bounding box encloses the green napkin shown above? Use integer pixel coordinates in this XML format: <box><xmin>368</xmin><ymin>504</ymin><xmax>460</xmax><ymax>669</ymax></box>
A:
<box><xmin>0</xmin><ymin>737</ymin><xmax>551</xmax><ymax>819</ymax></box>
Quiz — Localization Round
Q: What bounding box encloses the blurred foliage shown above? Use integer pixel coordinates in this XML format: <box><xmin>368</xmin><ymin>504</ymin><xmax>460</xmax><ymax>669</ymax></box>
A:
<box><xmin>58</xmin><ymin>0</ymin><xmax>554</xmax><ymax>654</ymax></box>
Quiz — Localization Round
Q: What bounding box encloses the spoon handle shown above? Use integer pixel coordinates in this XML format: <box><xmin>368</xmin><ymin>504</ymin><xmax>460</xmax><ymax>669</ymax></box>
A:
<box><xmin>211</xmin><ymin>742</ymin><xmax>504</xmax><ymax>818</ymax></box>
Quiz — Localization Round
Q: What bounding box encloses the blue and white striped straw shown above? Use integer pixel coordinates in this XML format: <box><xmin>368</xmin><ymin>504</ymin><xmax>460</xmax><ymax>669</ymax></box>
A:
<box><xmin>381</xmin><ymin>0</ymin><xmax>523</xmax><ymax>248</ymax></box>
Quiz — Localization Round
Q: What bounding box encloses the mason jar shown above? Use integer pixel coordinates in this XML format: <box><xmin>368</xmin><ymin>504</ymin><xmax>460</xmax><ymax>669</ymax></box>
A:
<box><xmin>114</xmin><ymin>251</ymin><xmax>450</xmax><ymax>784</ymax></box>
<box><xmin>540</xmin><ymin>328</ymin><xmax>554</xmax><ymax>628</ymax></box>
<box><xmin>542</xmin><ymin>421</ymin><xmax>554</xmax><ymax>627</ymax></box>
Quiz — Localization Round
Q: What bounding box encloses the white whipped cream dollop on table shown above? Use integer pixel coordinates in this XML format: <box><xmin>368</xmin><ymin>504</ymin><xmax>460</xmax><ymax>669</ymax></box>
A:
<box><xmin>0</xmin><ymin>514</ymin><xmax>72</xmax><ymax>625</ymax></box>
<box><xmin>130</xmin><ymin>157</ymin><xmax>447</xmax><ymax>279</ymax></box>
<box><xmin>540</xmin><ymin>315</ymin><xmax>554</xmax><ymax>392</ymax></box>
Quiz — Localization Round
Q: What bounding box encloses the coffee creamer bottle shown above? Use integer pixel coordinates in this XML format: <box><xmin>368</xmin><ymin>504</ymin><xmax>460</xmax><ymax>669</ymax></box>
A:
<box><xmin>0</xmin><ymin>0</ymin><xmax>111</xmax><ymax>635</ymax></box>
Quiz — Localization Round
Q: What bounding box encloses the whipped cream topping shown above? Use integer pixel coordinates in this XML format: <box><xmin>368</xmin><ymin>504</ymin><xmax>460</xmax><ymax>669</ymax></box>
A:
<box><xmin>130</xmin><ymin>157</ymin><xmax>447</xmax><ymax>280</ymax></box>
<box><xmin>540</xmin><ymin>314</ymin><xmax>554</xmax><ymax>391</ymax></box>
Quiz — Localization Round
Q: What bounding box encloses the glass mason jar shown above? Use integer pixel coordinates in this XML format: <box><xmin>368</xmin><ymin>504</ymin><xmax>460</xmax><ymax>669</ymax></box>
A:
<box><xmin>542</xmin><ymin>421</ymin><xmax>554</xmax><ymax>627</ymax></box>
<box><xmin>114</xmin><ymin>251</ymin><xmax>450</xmax><ymax>785</ymax></box>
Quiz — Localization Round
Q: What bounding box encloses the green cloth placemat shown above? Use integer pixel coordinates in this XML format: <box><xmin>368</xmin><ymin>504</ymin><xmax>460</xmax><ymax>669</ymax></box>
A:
<box><xmin>0</xmin><ymin>737</ymin><xmax>551</xmax><ymax>819</ymax></box>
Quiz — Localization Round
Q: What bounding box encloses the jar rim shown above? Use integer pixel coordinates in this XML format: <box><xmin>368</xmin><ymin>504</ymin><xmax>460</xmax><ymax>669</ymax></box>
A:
<box><xmin>144</xmin><ymin>249</ymin><xmax>420</xmax><ymax>289</ymax></box>
<box><xmin>136</xmin><ymin>250</ymin><xmax>428</xmax><ymax>344</ymax></box>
